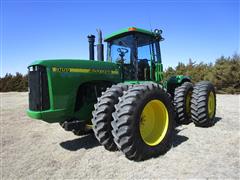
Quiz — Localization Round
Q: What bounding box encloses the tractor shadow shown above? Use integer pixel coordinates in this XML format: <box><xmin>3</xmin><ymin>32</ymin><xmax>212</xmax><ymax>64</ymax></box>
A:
<box><xmin>211</xmin><ymin>116</ymin><xmax>222</xmax><ymax>127</ymax></box>
<box><xmin>60</xmin><ymin>133</ymin><xmax>100</xmax><ymax>151</ymax></box>
<box><xmin>172</xmin><ymin>116</ymin><xmax>222</xmax><ymax>147</ymax></box>
<box><xmin>172</xmin><ymin>129</ymin><xmax>189</xmax><ymax>148</ymax></box>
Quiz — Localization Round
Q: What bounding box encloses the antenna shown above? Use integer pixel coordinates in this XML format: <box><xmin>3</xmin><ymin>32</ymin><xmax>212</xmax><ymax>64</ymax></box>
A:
<box><xmin>149</xmin><ymin>16</ymin><xmax>153</xmax><ymax>32</ymax></box>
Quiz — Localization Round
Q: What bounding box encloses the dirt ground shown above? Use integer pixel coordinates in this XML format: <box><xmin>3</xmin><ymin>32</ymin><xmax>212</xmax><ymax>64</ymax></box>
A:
<box><xmin>1</xmin><ymin>92</ymin><xmax>239</xmax><ymax>179</ymax></box>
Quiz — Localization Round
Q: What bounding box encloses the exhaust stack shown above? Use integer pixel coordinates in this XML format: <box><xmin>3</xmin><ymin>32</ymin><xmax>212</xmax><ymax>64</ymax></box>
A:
<box><xmin>87</xmin><ymin>34</ymin><xmax>95</xmax><ymax>60</ymax></box>
<box><xmin>97</xmin><ymin>29</ymin><xmax>104</xmax><ymax>61</ymax></box>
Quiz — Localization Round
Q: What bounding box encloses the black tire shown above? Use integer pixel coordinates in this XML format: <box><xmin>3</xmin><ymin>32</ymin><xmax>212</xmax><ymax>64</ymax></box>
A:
<box><xmin>91</xmin><ymin>84</ymin><xmax>128</xmax><ymax>151</ymax></box>
<box><xmin>112</xmin><ymin>83</ymin><xmax>175</xmax><ymax>161</ymax></box>
<box><xmin>174</xmin><ymin>82</ymin><xmax>194</xmax><ymax>124</ymax></box>
<box><xmin>191</xmin><ymin>81</ymin><xmax>216</xmax><ymax>127</ymax></box>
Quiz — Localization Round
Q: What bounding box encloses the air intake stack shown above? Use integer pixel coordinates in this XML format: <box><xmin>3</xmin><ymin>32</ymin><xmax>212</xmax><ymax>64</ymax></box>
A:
<box><xmin>87</xmin><ymin>35</ymin><xmax>95</xmax><ymax>60</ymax></box>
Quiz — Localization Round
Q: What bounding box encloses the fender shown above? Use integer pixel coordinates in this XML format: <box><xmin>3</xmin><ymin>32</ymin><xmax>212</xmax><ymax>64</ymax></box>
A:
<box><xmin>166</xmin><ymin>75</ymin><xmax>191</xmax><ymax>97</ymax></box>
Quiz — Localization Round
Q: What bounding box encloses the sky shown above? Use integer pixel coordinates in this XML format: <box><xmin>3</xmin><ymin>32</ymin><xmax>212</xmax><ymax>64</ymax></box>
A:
<box><xmin>1</xmin><ymin>0</ymin><xmax>239</xmax><ymax>76</ymax></box>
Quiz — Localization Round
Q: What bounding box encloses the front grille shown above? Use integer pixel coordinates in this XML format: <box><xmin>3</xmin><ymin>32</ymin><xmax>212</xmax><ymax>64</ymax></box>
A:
<box><xmin>28</xmin><ymin>65</ymin><xmax>50</xmax><ymax>111</ymax></box>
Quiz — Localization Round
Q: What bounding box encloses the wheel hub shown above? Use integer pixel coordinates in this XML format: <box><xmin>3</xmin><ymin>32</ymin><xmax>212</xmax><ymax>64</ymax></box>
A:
<box><xmin>140</xmin><ymin>100</ymin><xmax>169</xmax><ymax>146</ymax></box>
<box><xmin>208</xmin><ymin>91</ymin><xmax>215</xmax><ymax>118</ymax></box>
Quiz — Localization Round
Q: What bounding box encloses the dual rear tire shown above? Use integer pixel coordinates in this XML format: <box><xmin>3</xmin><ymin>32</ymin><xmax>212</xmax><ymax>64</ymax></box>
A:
<box><xmin>174</xmin><ymin>81</ymin><xmax>216</xmax><ymax>127</ymax></box>
<box><xmin>191</xmin><ymin>81</ymin><xmax>216</xmax><ymax>127</ymax></box>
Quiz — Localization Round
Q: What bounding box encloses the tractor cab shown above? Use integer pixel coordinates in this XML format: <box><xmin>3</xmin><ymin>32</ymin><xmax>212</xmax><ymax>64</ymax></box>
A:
<box><xmin>104</xmin><ymin>27</ymin><xmax>164</xmax><ymax>82</ymax></box>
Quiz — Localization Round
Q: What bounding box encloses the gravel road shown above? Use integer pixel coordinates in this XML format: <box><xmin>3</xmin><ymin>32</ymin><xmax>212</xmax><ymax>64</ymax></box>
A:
<box><xmin>1</xmin><ymin>92</ymin><xmax>239</xmax><ymax>179</ymax></box>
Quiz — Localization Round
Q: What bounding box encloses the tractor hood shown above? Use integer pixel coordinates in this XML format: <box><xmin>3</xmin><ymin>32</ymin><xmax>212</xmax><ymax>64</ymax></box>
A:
<box><xmin>28</xmin><ymin>59</ymin><xmax>119</xmax><ymax>72</ymax></box>
<box><xmin>27</xmin><ymin>59</ymin><xmax>121</xmax><ymax>123</ymax></box>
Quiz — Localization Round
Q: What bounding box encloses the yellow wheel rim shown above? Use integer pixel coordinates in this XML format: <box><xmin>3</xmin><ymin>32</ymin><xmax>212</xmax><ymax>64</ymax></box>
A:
<box><xmin>186</xmin><ymin>91</ymin><xmax>192</xmax><ymax>116</ymax></box>
<box><xmin>140</xmin><ymin>100</ymin><xmax>169</xmax><ymax>146</ymax></box>
<box><xmin>208</xmin><ymin>91</ymin><xmax>215</xmax><ymax>118</ymax></box>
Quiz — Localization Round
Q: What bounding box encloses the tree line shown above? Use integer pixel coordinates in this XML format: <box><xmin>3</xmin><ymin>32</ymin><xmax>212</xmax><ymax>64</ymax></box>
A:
<box><xmin>0</xmin><ymin>54</ymin><xmax>239</xmax><ymax>93</ymax></box>
<box><xmin>0</xmin><ymin>73</ymin><xmax>28</xmax><ymax>92</ymax></box>
<box><xmin>164</xmin><ymin>54</ymin><xmax>240</xmax><ymax>94</ymax></box>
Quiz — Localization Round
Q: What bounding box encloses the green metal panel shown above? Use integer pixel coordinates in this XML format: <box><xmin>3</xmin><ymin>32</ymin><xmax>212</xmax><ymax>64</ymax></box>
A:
<box><xmin>104</xmin><ymin>27</ymin><xmax>154</xmax><ymax>42</ymax></box>
<box><xmin>155</xmin><ymin>63</ymin><xmax>164</xmax><ymax>82</ymax></box>
<box><xmin>165</xmin><ymin>75</ymin><xmax>191</xmax><ymax>96</ymax></box>
<box><xmin>27</xmin><ymin>59</ymin><xmax>121</xmax><ymax>123</ymax></box>
<box><xmin>167</xmin><ymin>75</ymin><xmax>191</xmax><ymax>85</ymax></box>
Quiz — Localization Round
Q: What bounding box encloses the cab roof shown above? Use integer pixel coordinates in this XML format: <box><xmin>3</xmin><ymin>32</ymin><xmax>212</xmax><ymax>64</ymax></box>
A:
<box><xmin>104</xmin><ymin>27</ymin><xmax>155</xmax><ymax>42</ymax></box>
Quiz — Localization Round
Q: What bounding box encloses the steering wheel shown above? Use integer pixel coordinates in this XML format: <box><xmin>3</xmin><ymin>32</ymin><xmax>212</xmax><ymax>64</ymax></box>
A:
<box><xmin>117</xmin><ymin>48</ymin><xmax>129</xmax><ymax>57</ymax></box>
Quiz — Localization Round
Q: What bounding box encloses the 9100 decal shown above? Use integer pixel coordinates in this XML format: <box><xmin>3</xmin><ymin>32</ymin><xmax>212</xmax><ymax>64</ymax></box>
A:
<box><xmin>52</xmin><ymin>67</ymin><xmax>119</xmax><ymax>75</ymax></box>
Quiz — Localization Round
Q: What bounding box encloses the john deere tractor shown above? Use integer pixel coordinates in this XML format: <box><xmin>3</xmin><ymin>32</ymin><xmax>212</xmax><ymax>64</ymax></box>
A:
<box><xmin>27</xmin><ymin>27</ymin><xmax>216</xmax><ymax>161</ymax></box>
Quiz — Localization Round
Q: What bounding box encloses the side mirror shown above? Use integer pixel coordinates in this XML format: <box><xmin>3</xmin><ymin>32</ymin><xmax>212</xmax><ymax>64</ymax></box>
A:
<box><xmin>154</xmin><ymin>29</ymin><xmax>163</xmax><ymax>35</ymax></box>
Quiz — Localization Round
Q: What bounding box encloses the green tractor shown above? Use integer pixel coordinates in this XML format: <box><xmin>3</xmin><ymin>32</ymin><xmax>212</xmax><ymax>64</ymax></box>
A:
<box><xmin>27</xmin><ymin>27</ymin><xmax>216</xmax><ymax>161</ymax></box>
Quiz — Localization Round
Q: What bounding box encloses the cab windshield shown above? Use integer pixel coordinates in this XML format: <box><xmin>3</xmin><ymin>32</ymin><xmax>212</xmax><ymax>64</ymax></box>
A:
<box><xmin>107</xmin><ymin>34</ymin><xmax>156</xmax><ymax>64</ymax></box>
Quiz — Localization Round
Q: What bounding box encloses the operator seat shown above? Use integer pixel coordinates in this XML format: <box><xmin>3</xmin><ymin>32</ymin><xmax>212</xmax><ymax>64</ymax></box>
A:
<box><xmin>138</xmin><ymin>59</ymin><xmax>150</xmax><ymax>80</ymax></box>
